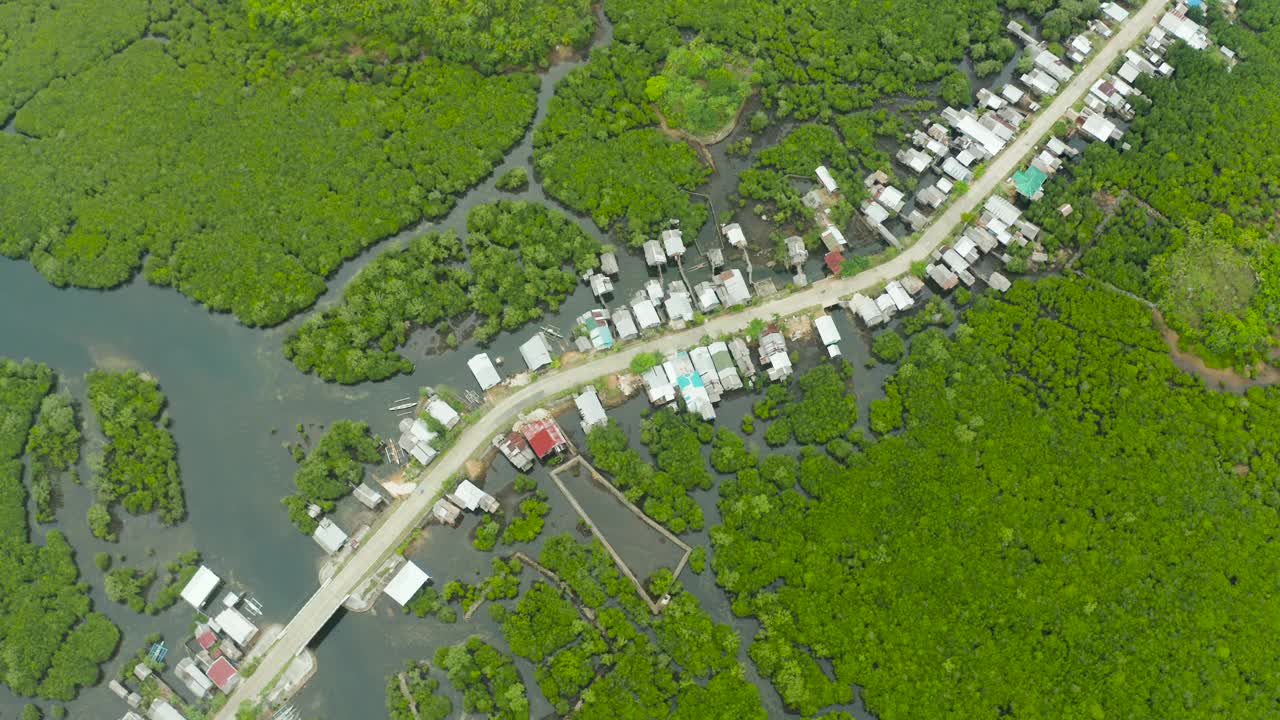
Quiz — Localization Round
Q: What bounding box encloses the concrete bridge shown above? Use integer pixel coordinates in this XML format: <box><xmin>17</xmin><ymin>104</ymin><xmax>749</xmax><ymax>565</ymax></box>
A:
<box><xmin>215</xmin><ymin>1</ymin><xmax>1170</xmax><ymax>715</ymax></box>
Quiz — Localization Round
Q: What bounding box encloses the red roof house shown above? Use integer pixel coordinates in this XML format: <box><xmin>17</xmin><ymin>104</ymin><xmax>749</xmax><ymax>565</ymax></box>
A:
<box><xmin>520</xmin><ymin>417</ymin><xmax>568</xmax><ymax>459</ymax></box>
<box><xmin>205</xmin><ymin>657</ymin><xmax>239</xmax><ymax>693</ymax></box>
<box><xmin>824</xmin><ymin>251</ymin><xmax>844</xmax><ymax>275</ymax></box>
<box><xmin>195</xmin><ymin>628</ymin><xmax>218</xmax><ymax>651</ymax></box>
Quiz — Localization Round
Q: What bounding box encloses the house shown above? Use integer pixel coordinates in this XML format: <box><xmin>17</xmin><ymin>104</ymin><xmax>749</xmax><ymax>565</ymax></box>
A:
<box><xmin>352</xmin><ymin>484</ymin><xmax>384</xmax><ymax>510</ymax></box>
<box><xmin>425</xmin><ymin>396</ymin><xmax>460</xmax><ymax>430</ymax></box>
<box><xmin>181</xmin><ymin>566</ymin><xmax>220</xmax><ymax>610</ymax></box>
<box><xmin>965</xmin><ymin>227</ymin><xmax>999</xmax><ymax>254</ymax></box>
<box><xmin>953</xmin><ymin>236</ymin><xmax>981</xmax><ymax>264</ymax></box>
<box><xmin>850</xmin><ymin>293</ymin><xmax>885</xmax><ymax>327</ymax></box>
<box><xmin>1081</xmin><ymin>113</ymin><xmax>1119</xmax><ymax>142</ymax></box>
<box><xmin>521</xmin><ymin>417</ymin><xmax>568</xmax><ymax>459</ymax></box>
<box><xmin>985</xmin><ymin>195</ymin><xmax>1023</xmax><ymax>226</ymax></box>
<box><xmin>312</xmin><ymin>517</ymin><xmax>348</xmax><ymax>556</ymax></box>
<box><xmin>641</xmin><ymin>364</ymin><xmax>678</xmax><ymax>405</ymax></box>
<box><xmin>864</xmin><ymin>202</ymin><xmax>891</xmax><ymax>226</ymax></box>
<box><xmin>821</xmin><ymin>225</ymin><xmax>847</xmax><ymax>250</ymax></box>
<box><xmin>661</xmin><ymin>229</ymin><xmax>685</xmax><ymax>258</ymax></box>
<box><xmin>194</xmin><ymin>626</ymin><xmax>218</xmax><ymax>652</ymax></box>
<box><xmin>575</xmin><ymin>386</ymin><xmax>608</xmax><ymax>434</ymax></box>
<box><xmin>775</xmin><ymin>234</ymin><xmax>804</xmax><ymax>266</ymax></box>
<box><xmin>708</xmin><ymin>342</ymin><xmax>744</xmax><ymax>391</ymax></box>
<box><xmin>728</xmin><ymin>338</ymin><xmax>757</xmax><ymax>379</ymax></box>
<box><xmin>664</xmin><ymin>293</ymin><xmax>694</xmax><ymax>326</ymax></box>
<box><xmin>643</xmin><ymin>240</ymin><xmax>666</xmax><ymax>266</ymax></box>
<box><xmin>689</xmin><ymin>346</ymin><xmax>724</xmax><ymax>401</ymax></box>
<box><xmin>451</xmin><ymin>479</ymin><xmax>500</xmax><ymax>513</ymax></box>
<box><xmin>578</xmin><ymin>309</ymin><xmax>614</xmax><ymax>350</ymax></box>
<box><xmin>824</xmin><ymin>251</ymin><xmax>844</xmax><ymax>275</ymax></box>
<box><xmin>877</xmin><ymin>186</ymin><xmax>907</xmax><ymax>214</ymax></box>
<box><xmin>1020</xmin><ymin>69</ymin><xmax>1060</xmax><ymax>97</ymax></box>
<box><xmin>926</xmin><ymin>263</ymin><xmax>959</xmax><ymax>291</ymax></box>
<box><xmin>492</xmin><ymin>432</ymin><xmax>535</xmax><ymax>472</ymax></box>
<box><xmin>645</xmin><ymin>278</ymin><xmax>664</xmax><ymax>302</ymax></box>
<box><xmin>714</xmin><ymin>269</ymin><xmax>751</xmax><ymax>306</ymax></box>
<box><xmin>941</xmin><ymin>157</ymin><xmax>972</xmax><ymax>182</ymax></box>
<box><xmin>1000</xmin><ymin>83</ymin><xmax>1025</xmax><ymax>105</ymax></box>
<box><xmin>885</xmin><ymin>281</ymin><xmax>915</xmax><ymax>312</ymax></box>
<box><xmin>519</xmin><ymin>333</ymin><xmax>554</xmax><ymax>372</ymax></box>
<box><xmin>815</xmin><ymin>165</ymin><xmax>839</xmax><ymax>193</ymax></box>
<box><xmin>176</xmin><ymin>658</ymin><xmax>214</xmax><ymax>699</ymax></box>
<box><xmin>942</xmin><ymin>249</ymin><xmax>971</xmax><ymax>275</ymax></box>
<box><xmin>121</xmin><ymin>713</ymin><xmax>145</xmax><ymax>720</ymax></box>
<box><xmin>588</xmin><ymin>272</ymin><xmax>613</xmax><ymax>299</ymax></box>
<box><xmin>205</xmin><ymin>657</ymin><xmax>240</xmax><ymax>693</ymax></box>
<box><xmin>213</xmin><ymin>607</ymin><xmax>258</xmax><ymax>648</ymax></box>
<box><xmin>1101</xmin><ymin>1</ymin><xmax>1128</xmax><ymax>23</ymax></box>
<box><xmin>947</xmin><ymin>109</ymin><xmax>1006</xmax><ymax>156</ymax></box>
<box><xmin>667</xmin><ymin>352</ymin><xmax>715</xmax><ymax>419</ymax></box>
<box><xmin>758</xmin><ymin>328</ymin><xmax>793</xmax><ymax>381</ymax></box>
<box><xmin>1068</xmin><ymin>35</ymin><xmax>1094</xmax><ymax>63</ymax></box>
<box><xmin>917</xmin><ymin>185</ymin><xmax>947</xmax><ymax>209</ymax></box>
<box><xmin>977</xmin><ymin>87</ymin><xmax>1006</xmax><ymax>111</ymax></box>
<box><xmin>631</xmin><ymin>299</ymin><xmax>662</xmax><ymax>330</ymax></box>
<box><xmin>149</xmin><ymin>699</ymin><xmax>188</xmax><ymax>720</ymax></box>
<box><xmin>468</xmin><ymin>353</ymin><xmax>501</xmax><ymax>391</ymax></box>
<box><xmin>988</xmin><ymin>272</ymin><xmax>1013</xmax><ymax>292</ymax></box>
<box><xmin>384</xmin><ymin>560</ymin><xmax>431</xmax><ymax>607</ymax></box>
<box><xmin>399</xmin><ymin>417</ymin><xmax>438</xmax><ymax>466</ymax></box>
<box><xmin>875</xmin><ymin>293</ymin><xmax>897</xmax><ymax>319</ymax></box>
<box><xmin>432</xmin><ymin>498</ymin><xmax>462</xmax><ymax>524</ymax></box>
<box><xmin>694</xmin><ymin>282</ymin><xmax>721</xmax><ymax>312</ymax></box>
<box><xmin>599</xmin><ymin>251</ymin><xmax>619</xmax><ymax>276</ymax></box>
<box><xmin>897</xmin><ymin>147</ymin><xmax>932</xmax><ymax>174</ymax></box>
<box><xmin>906</xmin><ymin>210</ymin><xmax>929</xmax><ymax>232</ymax></box>
<box><xmin>1159</xmin><ymin>10</ymin><xmax>1209</xmax><ymax>50</ymax></box>
<box><xmin>721</xmin><ymin>222</ymin><xmax>747</xmax><ymax>247</ymax></box>
<box><xmin>1034</xmin><ymin>48</ymin><xmax>1073</xmax><ymax>83</ymax></box>
<box><xmin>1045</xmin><ymin>137</ymin><xmax>1072</xmax><ymax>157</ymax></box>
<box><xmin>814</xmin><ymin>315</ymin><xmax>842</xmax><ymax>358</ymax></box>
<box><xmin>1013</xmin><ymin>165</ymin><xmax>1048</xmax><ymax>200</ymax></box>
<box><xmin>611</xmin><ymin>306</ymin><xmax>638</xmax><ymax>341</ymax></box>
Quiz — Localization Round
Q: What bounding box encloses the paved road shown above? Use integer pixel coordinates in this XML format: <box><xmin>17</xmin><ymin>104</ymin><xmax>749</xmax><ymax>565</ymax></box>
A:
<box><xmin>215</xmin><ymin>2</ymin><xmax>1167</xmax><ymax>715</ymax></box>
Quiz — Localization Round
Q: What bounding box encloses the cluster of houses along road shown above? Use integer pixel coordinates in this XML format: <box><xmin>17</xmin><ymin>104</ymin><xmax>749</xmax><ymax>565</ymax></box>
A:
<box><xmin>111</xmin><ymin>567</ymin><xmax>271</xmax><ymax>720</ymax></box>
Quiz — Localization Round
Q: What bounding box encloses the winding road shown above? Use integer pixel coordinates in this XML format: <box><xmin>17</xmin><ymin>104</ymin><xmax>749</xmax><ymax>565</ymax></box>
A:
<box><xmin>216</xmin><ymin>1</ymin><xmax>1169</xmax><ymax>715</ymax></box>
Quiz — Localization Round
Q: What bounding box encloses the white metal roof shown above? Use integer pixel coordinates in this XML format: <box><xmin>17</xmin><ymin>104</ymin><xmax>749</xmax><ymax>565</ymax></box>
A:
<box><xmin>722</xmin><ymin>223</ymin><xmax>747</xmax><ymax>247</ymax></box>
<box><xmin>632</xmin><ymin>299</ymin><xmax>661</xmax><ymax>329</ymax></box>
<box><xmin>213</xmin><ymin>607</ymin><xmax>258</xmax><ymax>646</ymax></box>
<box><xmin>985</xmin><ymin>196</ymin><xmax>1022</xmax><ymax>226</ymax></box>
<box><xmin>955</xmin><ymin>115</ymin><xmax>1006</xmax><ymax>156</ymax></box>
<box><xmin>814</xmin><ymin>315</ymin><xmax>841</xmax><ymax>346</ymax></box>
<box><xmin>1001</xmin><ymin>84</ymin><xmax>1024</xmax><ymax>104</ymax></box>
<box><xmin>941</xmin><ymin>157</ymin><xmax>971</xmax><ymax>181</ymax></box>
<box><xmin>1081</xmin><ymin>114</ymin><xmax>1117</xmax><ymax>142</ymax></box>
<box><xmin>575</xmin><ymin>386</ymin><xmax>608</xmax><ymax>432</ymax></box>
<box><xmin>815</xmin><ymin>165</ymin><xmax>839</xmax><ymax>193</ymax></box>
<box><xmin>452</xmin><ymin>480</ymin><xmax>491</xmax><ymax>511</ymax></box>
<box><xmin>149</xmin><ymin>700</ymin><xmax>188</xmax><ymax>720</ymax></box>
<box><xmin>886</xmin><ymin>281</ymin><xmax>915</xmax><ymax>311</ymax></box>
<box><xmin>665</xmin><ymin>294</ymin><xmax>694</xmax><ymax>323</ymax></box>
<box><xmin>468</xmin><ymin>353</ymin><xmax>501</xmax><ymax>390</ymax></box>
<box><xmin>519</xmin><ymin>334</ymin><xmax>553</xmax><ymax>371</ymax></box>
<box><xmin>181</xmin><ymin>566</ymin><xmax>220</xmax><ymax>610</ymax></box>
<box><xmin>864</xmin><ymin>202</ymin><xmax>891</xmax><ymax>225</ymax></box>
<box><xmin>1101</xmin><ymin>2</ymin><xmax>1128</xmax><ymax>22</ymax></box>
<box><xmin>425</xmin><ymin>397</ymin><xmax>460</xmax><ymax>429</ymax></box>
<box><xmin>384</xmin><ymin>561</ymin><xmax>431</xmax><ymax>607</ymax></box>
<box><xmin>661</xmin><ymin>229</ymin><xmax>685</xmax><ymax>257</ymax></box>
<box><xmin>312</xmin><ymin>517</ymin><xmax>348</xmax><ymax>555</ymax></box>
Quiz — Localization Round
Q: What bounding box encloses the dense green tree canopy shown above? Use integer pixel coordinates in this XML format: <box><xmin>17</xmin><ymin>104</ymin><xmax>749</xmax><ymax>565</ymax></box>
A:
<box><xmin>711</xmin><ymin>277</ymin><xmax>1280</xmax><ymax>718</ymax></box>
<box><xmin>85</xmin><ymin>370</ymin><xmax>184</xmax><ymax>528</ymax></box>
<box><xmin>243</xmin><ymin>0</ymin><xmax>596</xmax><ymax>71</ymax></box>
<box><xmin>0</xmin><ymin>0</ymin><xmax>537</xmax><ymax>327</ymax></box>
<box><xmin>282</xmin><ymin>420</ymin><xmax>381</xmax><ymax>533</ymax></box>
<box><xmin>0</xmin><ymin>360</ymin><xmax>120</xmax><ymax>701</ymax></box>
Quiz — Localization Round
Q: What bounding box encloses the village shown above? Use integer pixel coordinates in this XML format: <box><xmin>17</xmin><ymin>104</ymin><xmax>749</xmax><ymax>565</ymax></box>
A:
<box><xmin>199</xmin><ymin>2</ymin><xmax>1224</xmax><ymax>716</ymax></box>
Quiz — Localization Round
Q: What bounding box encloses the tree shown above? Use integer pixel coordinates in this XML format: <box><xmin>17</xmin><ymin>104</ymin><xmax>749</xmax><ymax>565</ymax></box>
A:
<box><xmin>871</xmin><ymin>331</ymin><xmax>906</xmax><ymax>363</ymax></box>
